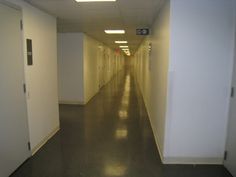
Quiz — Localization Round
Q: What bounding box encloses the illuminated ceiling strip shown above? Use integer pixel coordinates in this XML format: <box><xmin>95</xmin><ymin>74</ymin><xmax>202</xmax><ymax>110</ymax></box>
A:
<box><xmin>76</xmin><ymin>0</ymin><xmax>116</xmax><ymax>2</ymax></box>
<box><xmin>115</xmin><ymin>41</ymin><xmax>128</xmax><ymax>44</ymax></box>
<box><xmin>105</xmin><ymin>30</ymin><xmax>125</xmax><ymax>34</ymax></box>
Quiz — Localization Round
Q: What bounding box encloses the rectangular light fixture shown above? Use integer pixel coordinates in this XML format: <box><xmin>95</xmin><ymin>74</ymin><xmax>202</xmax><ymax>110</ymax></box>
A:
<box><xmin>76</xmin><ymin>0</ymin><xmax>116</xmax><ymax>2</ymax></box>
<box><xmin>115</xmin><ymin>41</ymin><xmax>128</xmax><ymax>44</ymax></box>
<box><xmin>119</xmin><ymin>46</ymin><xmax>129</xmax><ymax>48</ymax></box>
<box><xmin>105</xmin><ymin>30</ymin><xmax>125</xmax><ymax>34</ymax></box>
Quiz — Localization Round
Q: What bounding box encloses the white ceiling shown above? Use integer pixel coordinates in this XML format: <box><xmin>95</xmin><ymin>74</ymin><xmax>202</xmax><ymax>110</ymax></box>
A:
<box><xmin>24</xmin><ymin>0</ymin><xmax>163</xmax><ymax>54</ymax></box>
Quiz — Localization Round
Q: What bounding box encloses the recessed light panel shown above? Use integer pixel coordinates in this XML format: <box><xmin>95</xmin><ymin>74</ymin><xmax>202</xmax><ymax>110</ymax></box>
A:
<box><xmin>119</xmin><ymin>46</ymin><xmax>129</xmax><ymax>48</ymax></box>
<box><xmin>115</xmin><ymin>41</ymin><xmax>128</xmax><ymax>44</ymax></box>
<box><xmin>76</xmin><ymin>0</ymin><xmax>116</xmax><ymax>2</ymax></box>
<box><xmin>105</xmin><ymin>30</ymin><xmax>125</xmax><ymax>34</ymax></box>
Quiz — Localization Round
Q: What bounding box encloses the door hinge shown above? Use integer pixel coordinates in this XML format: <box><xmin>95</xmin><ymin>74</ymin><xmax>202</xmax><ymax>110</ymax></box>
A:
<box><xmin>20</xmin><ymin>20</ymin><xmax>23</xmax><ymax>30</ymax></box>
<box><xmin>224</xmin><ymin>151</ymin><xmax>228</xmax><ymax>161</ymax></box>
<box><xmin>23</xmin><ymin>83</ymin><xmax>26</xmax><ymax>93</ymax></box>
<box><xmin>28</xmin><ymin>142</ymin><xmax>31</xmax><ymax>151</ymax></box>
<box><xmin>231</xmin><ymin>87</ymin><xmax>234</xmax><ymax>98</ymax></box>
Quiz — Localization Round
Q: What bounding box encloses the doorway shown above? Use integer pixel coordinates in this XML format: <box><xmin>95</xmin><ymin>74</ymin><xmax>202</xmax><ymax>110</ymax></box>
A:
<box><xmin>0</xmin><ymin>3</ymin><xmax>30</xmax><ymax>177</ymax></box>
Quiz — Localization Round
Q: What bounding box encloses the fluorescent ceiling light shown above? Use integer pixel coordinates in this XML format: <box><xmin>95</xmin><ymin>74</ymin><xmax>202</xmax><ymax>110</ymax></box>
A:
<box><xmin>119</xmin><ymin>46</ymin><xmax>129</xmax><ymax>48</ymax></box>
<box><xmin>115</xmin><ymin>41</ymin><xmax>128</xmax><ymax>44</ymax></box>
<box><xmin>76</xmin><ymin>0</ymin><xmax>116</xmax><ymax>2</ymax></box>
<box><xmin>105</xmin><ymin>30</ymin><xmax>125</xmax><ymax>34</ymax></box>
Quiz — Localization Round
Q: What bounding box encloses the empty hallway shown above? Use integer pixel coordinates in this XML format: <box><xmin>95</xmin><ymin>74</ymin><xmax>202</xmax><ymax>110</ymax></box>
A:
<box><xmin>1</xmin><ymin>0</ymin><xmax>236</xmax><ymax>176</ymax></box>
<box><xmin>11</xmin><ymin>69</ymin><xmax>232</xmax><ymax>177</ymax></box>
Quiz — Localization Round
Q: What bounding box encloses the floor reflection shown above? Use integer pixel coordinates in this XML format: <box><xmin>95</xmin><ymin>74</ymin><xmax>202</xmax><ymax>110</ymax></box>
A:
<box><xmin>118</xmin><ymin>110</ymin><xmax>128</xmax><ymax>119</ymax></box>
<box><xmin>115</xmin><ymin>126</ymin><xmax>128</xmax><ymax>140</ymax></box>
<box><xmin>104</xmin><ymin>162</ymin><xmax>127</xmax><ymax>176</ymax></box>
<box><xmin>11</xmin><ymin>70</ymin><xmax>232</xmax><ymax>177</ymax></box>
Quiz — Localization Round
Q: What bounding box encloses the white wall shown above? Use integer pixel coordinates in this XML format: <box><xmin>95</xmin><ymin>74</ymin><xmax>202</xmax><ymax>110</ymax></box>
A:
<box><xmin>58</xmin><ymin>33</ymin><xmax>124</xmax><ymax>104</ymax></box>
<box><xmin>134</xmin><ymin>0</ymin><xmax>236</xmax><ymax>164</ymax></box>
<box><xmin>134</xmin><ymin>0</ymin><xmax>170</xmax><ymax>159</ymax></box>
<box><xmin>6</xmin><ymin>0</ymin><xmax>60</xmax><ymax>154</ymax></box>
<box><xmin>164</xmin><ymin>0</ymin><xmax>236</xmax><ymax>164</ymax></box>
<box><xmin>58</xmin><ymin>33</ymin><xmax>84</xmax><ymax>104</ymax></box>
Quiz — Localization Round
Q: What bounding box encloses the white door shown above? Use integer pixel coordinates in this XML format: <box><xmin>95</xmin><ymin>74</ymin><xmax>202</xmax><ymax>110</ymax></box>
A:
<box><xmin>225</xmin><ymin>32</ymin><xmax>236</xmax><ymax>176</ymax></box>
<box><xmin>0</xmin><ymin>3</ymin><xmax>30</xmax><ymax>177</ymax></box>
<box><xmin>98</xmin><ymin>47</ymin><xmax>103</xmax><ymax>89</ymax></box>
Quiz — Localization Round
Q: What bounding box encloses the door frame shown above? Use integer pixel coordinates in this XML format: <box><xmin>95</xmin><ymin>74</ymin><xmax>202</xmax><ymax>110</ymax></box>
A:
<box><xmin>224</xmin><ymin>18</ymin><xmax>236</xmax><ymax>176</ymax></box>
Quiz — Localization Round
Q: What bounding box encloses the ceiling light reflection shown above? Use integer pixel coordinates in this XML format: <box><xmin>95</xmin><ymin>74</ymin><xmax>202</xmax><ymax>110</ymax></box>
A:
<box><xmin>119</xmin><ymin>110</ymin><xmax>128</xmax><ymax>119</ymax></box>
<box><xmin>115</xmin><ymin>128</ymin><xmax>128</xmax><ymax>139</ymax></box>
<box><xmin>104</xmin><ymin>163</ymin><xmax>127</xmax><ymax>176</ymax></box>
<box><xmin>121</xmin><ymin>99</ymin><xmax>129</xmax><ymax>106</ymax></box>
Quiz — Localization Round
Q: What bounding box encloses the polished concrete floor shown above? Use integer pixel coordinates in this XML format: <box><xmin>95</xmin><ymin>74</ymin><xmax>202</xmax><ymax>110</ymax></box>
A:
<box><xmin>11</xmin><ymin>70</ymin><xmax>232</xmax><ymax>177</ymax></box>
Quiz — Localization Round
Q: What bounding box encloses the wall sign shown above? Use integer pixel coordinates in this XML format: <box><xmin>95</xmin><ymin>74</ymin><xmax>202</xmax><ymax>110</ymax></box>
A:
<box><xmin>26</xmin><ymin>39</ymin><xmax>33</xmax><ymax>65</ymax></box>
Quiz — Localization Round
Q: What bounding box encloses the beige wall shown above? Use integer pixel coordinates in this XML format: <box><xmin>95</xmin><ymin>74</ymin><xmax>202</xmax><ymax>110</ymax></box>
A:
<box><xmin>134</xmin><ymin>0</ymin><xmax>236</xmax><ymax>164</ymax></box>
<box><xmin>83</xmin><ymin>35</ymin><xmax>100</xmax><ymax>103</ymax></box>
<box><xmin>84</xmin><ymin>35</ymin><xmax>124</xmax><ymax>103</ymax></box>
<box><xmin>134</xmin><ymin>0</ymin><xmax>170</xmax><ymax>160</ymax></box>
<box><xmin>58</xmin><ymin>33</ymin><xmax>124</xmax><ymax>104</ymax></box>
